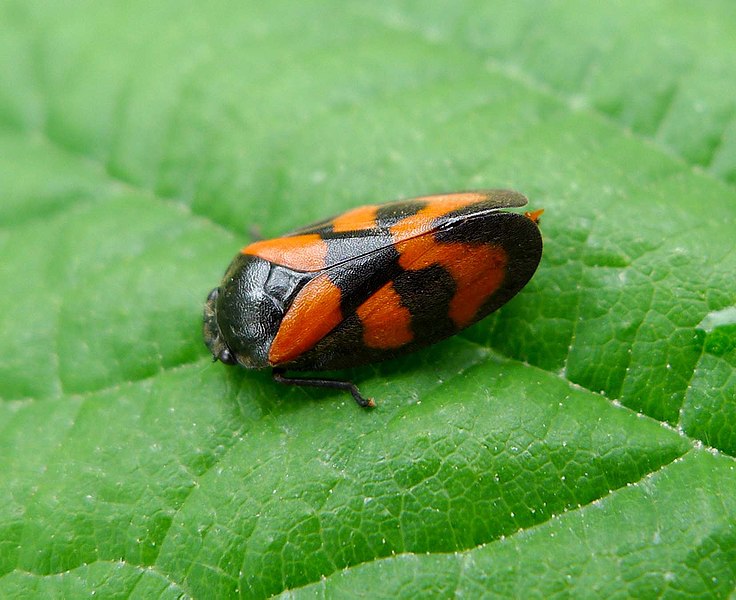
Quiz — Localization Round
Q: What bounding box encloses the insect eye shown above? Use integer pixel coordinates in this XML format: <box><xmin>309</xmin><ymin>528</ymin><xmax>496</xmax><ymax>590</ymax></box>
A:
<box><xmin>218</xmin><ymin>348</ymin><xmax>237</xmax><ymax>365</ymax></box>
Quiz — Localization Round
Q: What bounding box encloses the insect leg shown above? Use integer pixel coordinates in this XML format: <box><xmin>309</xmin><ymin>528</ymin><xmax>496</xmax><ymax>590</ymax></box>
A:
<box><xmin>272</xmin><ymin>368</ymin><xmax>376</xmax><ymax>408</ymax></box>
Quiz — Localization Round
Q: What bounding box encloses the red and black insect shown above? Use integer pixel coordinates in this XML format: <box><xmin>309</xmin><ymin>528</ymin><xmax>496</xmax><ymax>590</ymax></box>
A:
<box><xmin>203</xmin><ymin>190</ymin><xmax>543</xmax><ymax>407</ymax></box>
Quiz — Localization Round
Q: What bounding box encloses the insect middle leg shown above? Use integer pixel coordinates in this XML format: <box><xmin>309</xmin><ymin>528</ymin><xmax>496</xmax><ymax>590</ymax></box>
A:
<box><xmin>272</xmin><ymin>368</ymin><xmax>375</xmax><ymax>408</ymax></box>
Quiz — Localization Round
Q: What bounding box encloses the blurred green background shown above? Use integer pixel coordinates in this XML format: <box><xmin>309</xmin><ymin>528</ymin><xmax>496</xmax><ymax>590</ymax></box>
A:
<box><xmin>1</xmin><ymin>1</ymin><xmax>736</xmax><ymax>598</ymax></box>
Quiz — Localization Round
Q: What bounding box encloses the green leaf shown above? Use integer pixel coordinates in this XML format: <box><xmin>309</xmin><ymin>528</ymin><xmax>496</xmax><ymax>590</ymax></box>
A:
<box><xmin>1</xmin><ymin>1</ymin><xmax>735</xmax><ymax>598</ymax></box>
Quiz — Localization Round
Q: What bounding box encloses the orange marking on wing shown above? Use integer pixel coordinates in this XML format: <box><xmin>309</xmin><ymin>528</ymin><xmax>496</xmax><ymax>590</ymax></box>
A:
<box><xmin>356</xmin><ymin>282</ymin><xmax>413</xmax><ymax>349</ymax></box>
<box><xmin>524</xmin><ymin>208</ymin><xmax>544</xmax><ymax>224</ymax></box>
<box><xmin>389</xmin><ymin>193</ymin><xmax>486</xmax><ymax>242</ymax></box>
<box><xmin>395</xmin><ymin>236</ymin><xmax>507</xmax><ymax>328</ymax></box>
<box><xmin>242</xmin><ymin>234</ymin><xmax>328</xmax><ymax>272</ymax></box>
<box><xmin>412</xmin><ymin>191</ymin><xmax>491</xmax><ymax>205</ymax></box>
<box><xmin>446</xmin><ymin>245</ymin><xmax>507</xmax><ymax>327</ymax></box>
<box><xmin>268</xmin><ymin>274</ymin><xmax>343</xmax><ymax>365</ymax></box>
<box><xmin>330</xmin><ymin>205</ymin><xmax>379</xmax><ymax>233</ymax></box>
